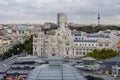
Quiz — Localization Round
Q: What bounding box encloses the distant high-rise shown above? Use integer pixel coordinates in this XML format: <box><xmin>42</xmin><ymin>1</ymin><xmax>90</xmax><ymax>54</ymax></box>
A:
<box><xmin>97</xmin><ymin>11</ymin><xmax>100</xmax><ymax>26</ymax></box>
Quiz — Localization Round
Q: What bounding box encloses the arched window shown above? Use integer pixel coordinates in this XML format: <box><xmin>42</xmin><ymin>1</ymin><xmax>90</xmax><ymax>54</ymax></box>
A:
<box><xmin>66</xmin><ymin>51</ymin><xmax>69</xmax><ymax>55</ymax></box>
<box><xmin>58</xmin><ymin>33</ymin><xmax>60</xmax><ymax>36</ymax></box>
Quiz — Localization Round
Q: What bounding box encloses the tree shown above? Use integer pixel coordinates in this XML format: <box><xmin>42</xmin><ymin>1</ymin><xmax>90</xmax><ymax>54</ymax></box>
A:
<box><xmin>84</xmin><ymin>48</ymin><xmax>119</xmax><ymax>60</ymax></box>
<box><xmin>25</xmin><ymin>42</ymin><xmax>33</xmax><ymax>55</ymax></box>
<box><xmin>69</xmin><ymin>25</ymin><xmax>120</xmax><ymax>33</ymax></box>
<box><xmin>4</xmin><ymin>50</ymin><xmax>12</xmax><ymax>58</ymax></box>
<box><xmin>3</xmin><ymin>35</ymin><xmax>33</xmax><ymax>58</ymax></box>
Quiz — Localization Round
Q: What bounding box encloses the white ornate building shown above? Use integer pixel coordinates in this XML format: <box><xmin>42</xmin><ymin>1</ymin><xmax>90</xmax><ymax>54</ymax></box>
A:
<box><xmin>33</xmin><ymin>13</ymin><xmax>120</xmax><ymax>58</ymax></box>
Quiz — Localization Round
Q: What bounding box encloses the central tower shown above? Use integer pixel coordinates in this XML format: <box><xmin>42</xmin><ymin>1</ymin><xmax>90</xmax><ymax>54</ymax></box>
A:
<box><xmin>57</xmin><ymin>13</ymin><xmax>67</xmax><ymax>31</ymax></box>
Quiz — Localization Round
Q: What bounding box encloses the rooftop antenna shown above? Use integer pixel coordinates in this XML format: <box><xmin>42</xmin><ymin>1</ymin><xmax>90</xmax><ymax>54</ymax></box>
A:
<box><xmin>97</xmin><ymin>11</ymin><xmax>101</xmax><ymax>26</ymax></box>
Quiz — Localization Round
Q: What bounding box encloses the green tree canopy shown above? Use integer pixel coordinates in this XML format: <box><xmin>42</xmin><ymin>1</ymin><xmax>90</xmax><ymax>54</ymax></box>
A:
<box><xmin>69</xmin><ymin>25</ymin><xmax>120</xmax><ymax>33</ymax></box>
<box><xmin>84</xmin><ymin>48</ymin><xmax>119</xmax><ymax>60</ymax></box>
<box><xmin>3</xmin><ymin>35</ymin><xmax>33</xmax><ymax>58</ymax></box>
<box><xmin>25</xmin><ymin>42</ymin><xmax>33</xmax><ymax>55</ymax></box>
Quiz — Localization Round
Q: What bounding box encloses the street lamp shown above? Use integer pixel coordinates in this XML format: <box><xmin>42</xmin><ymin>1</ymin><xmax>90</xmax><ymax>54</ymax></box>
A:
<box><xmin>17</xmin><ymin>48</ymin><xmax>19</xmax><ymax>54</ymax></box>
<box><xmin>102</xmin><ymin>60</ymin><xmax>105</xmax><ymax>74</ymax></box>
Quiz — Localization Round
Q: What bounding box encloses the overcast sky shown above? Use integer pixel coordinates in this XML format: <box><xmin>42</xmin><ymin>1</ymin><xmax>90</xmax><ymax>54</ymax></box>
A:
<box><xmin>0</xmin><ymin>0</ymin><xmax>120</xmax><ymax>24</ymax></box>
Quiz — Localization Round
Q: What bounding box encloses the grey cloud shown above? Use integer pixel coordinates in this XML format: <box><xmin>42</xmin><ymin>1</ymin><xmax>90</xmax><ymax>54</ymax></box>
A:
<box><xmin>0</xmin><ymin>0</ymin><xmax>120</xmax><ymax>24</ymax></box>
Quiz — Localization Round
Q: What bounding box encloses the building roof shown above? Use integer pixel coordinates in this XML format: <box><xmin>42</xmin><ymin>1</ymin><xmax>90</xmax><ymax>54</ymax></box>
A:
<box><xmin>105</xmin><ymin>56</ymin><xmax>120</xmax><ymax>63</ymax></box>
<box><xmin>5</xmin><ymin>77</ymin><xmax>17</xmax><ymax>80</ymax></box>
<box><xmin>74</xmin><ymin>39</ymin><xmax>97</xmax><ymax>42</ymax></box>
<box><xmin>82</xmin><ymin>57</ymin><xmax>96</xmax><ymax>61</ymax></box>
<box><xmin>48</xmin><ymin>56</ymin><xmax>63</xmax><ymax>61</ymax></box>
<box><xmin>74</xmin><ymin>34</ymin><xmax>81</xmax><ymax>36</ymax></box>
<box><xmin>27</xmin><ymin>56</ymin><xmax>85</xmax><ymax>80</ymax></box>
<box><xmin>87</xmin><ymin>34</ymin><xmax>110</xmax><ymax>38</ymax></box>
<box><xmin>16</xmin><ymin>56</ymin><xmax>44</xmax><ymax>63</ymax></box>
<box><xmin>74</xmin><ymin>33</ymin><xmax>110</xmax><ymax>38</ymax></box>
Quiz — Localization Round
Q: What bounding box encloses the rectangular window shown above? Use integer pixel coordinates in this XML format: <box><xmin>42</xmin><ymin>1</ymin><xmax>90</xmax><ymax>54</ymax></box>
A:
<box><xmin>105</xmin><ymin>44</ymin><xmax>109</xmax><ymax>46</ymax></box>
<box><xmin>66</xmin><ymin>43</ymin><xmax>70</xmax><ymax>45</ymax></box>
<box><xmin>76</xmin><ymin>52</ymin><xmax>78</xmax><ymax>55</ymax></box>
<box><xmin>99</xmin><ymin>44</ymin><xmax>103</xmax><ymax>46</ymax></box>
<box><xmin>92</xmin><ymin>44</ymin><xmax>94</xmax><ymax>46</ymax></box>
<box><xmin>35</xmin><ymin>47</ymin><xmax>36</xmax><ymax>50</ymax></box>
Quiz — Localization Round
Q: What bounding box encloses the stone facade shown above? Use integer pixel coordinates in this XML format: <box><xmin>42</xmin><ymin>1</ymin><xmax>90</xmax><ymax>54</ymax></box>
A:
<box><xmin>33</xmin><ymin>13</ymin><xmax>120</xmax><ymax>58</ymax></box>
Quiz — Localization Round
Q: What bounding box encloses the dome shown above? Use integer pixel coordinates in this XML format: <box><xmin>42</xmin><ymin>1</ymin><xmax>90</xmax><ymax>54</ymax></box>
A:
<box><xmin>27</xmin><ymin>56</ymin><xmax>85</xmax><ymax>80</ymax></box>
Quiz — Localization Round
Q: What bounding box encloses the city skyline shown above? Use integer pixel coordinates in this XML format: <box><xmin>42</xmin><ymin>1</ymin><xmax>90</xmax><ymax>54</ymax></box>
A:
<box><xmin>0</xmin><ymin>0</ymin><xmax>120</xmax><ymax>24</ymax></box>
